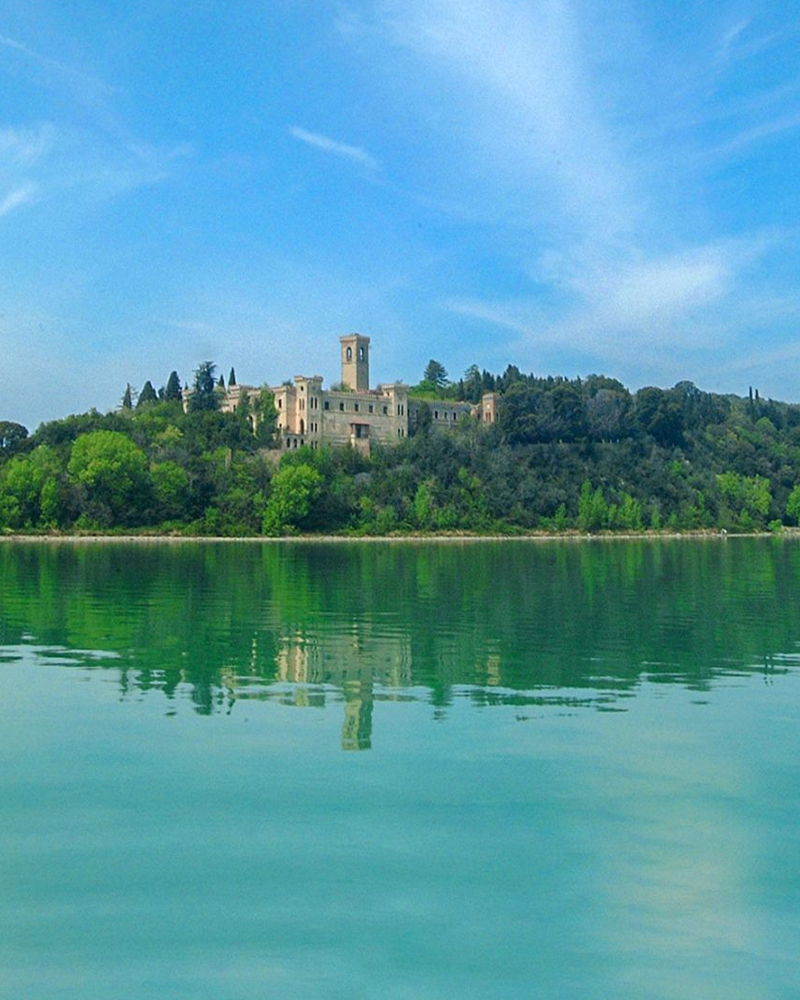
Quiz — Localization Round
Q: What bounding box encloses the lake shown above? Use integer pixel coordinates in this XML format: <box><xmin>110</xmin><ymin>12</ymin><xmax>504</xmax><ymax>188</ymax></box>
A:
<box><xmin>1</xmin><ymin>538</ymin><xmax>799</xmax><ymax>999</ymax></box>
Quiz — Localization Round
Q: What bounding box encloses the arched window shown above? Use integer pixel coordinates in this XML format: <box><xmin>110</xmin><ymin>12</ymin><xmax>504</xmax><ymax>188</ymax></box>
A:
<box><xmin>358</xmin><ymin>346</ymin><xmax>365</xmax><ymax>362</ymax></box>
<box><xmin>346</xmin><ymin>347</ymin><xmax>352</xmax><ymax>361</ymax></box>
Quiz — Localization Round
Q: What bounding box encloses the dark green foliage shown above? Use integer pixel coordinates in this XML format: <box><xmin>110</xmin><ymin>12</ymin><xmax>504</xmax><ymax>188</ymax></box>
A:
<box><xmin>122</xmin><ymin>385</ymin><xmax>133</xmax><ymax>410</ymax></box>
<box><xmin>164</xmin><ymin>371</ymin><xmax>182</xmax><ymax>402</ymax></box>
<box><xmin>0</xmin><ymin>421</ymin><xmax>28</xmax><ymax>455</ymax></box>
<box><xmin>7</xmin><ymin>354</ymin><xmax>800</xmax><ymax>537</ymax></box>
<box><xmin>189</xmin><ymin>361</ymin><xmax>219</xmax><ymax>413</ymax></box>
<box><xmin>137</xmin><ymin>380</ymin><xmax>158</xmax><ymax>408</ymax></box>
<box><xmin>229</xmin><ymin>367</ymin><xmax>237</xmax><ymax>386</ymax></box>
<box><xmin>424</xmin><ymin>359</ymin><xmax>448</xmax><ymax>388</ymax></box>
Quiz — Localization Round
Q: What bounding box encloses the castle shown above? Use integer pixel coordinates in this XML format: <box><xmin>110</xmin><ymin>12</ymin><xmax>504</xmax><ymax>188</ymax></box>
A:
<box><xmin>216</xmin><ymin>334</ymin><xmax>498</xmax><ymax>454</ymax></box>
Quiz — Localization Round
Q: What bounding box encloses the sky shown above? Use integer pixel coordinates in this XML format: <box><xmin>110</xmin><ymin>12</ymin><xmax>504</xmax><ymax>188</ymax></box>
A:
<box><xmin>2</xmin><ymin>0</ymin><xmax>800</xmax><ymax>429</ymax></box>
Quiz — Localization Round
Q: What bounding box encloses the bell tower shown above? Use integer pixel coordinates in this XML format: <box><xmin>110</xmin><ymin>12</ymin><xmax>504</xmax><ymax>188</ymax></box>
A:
<box><xmin>340</xmin><ymin>334</ymin><xmax>370</xmax><ymax>392</ymax></box>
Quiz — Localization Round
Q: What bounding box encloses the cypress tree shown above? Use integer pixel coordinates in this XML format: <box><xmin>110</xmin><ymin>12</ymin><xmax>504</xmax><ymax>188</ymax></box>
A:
<box><xmin>137</xmin><ymin>380</ymin><xmax>158</xmax><ymax>407</ymax></box>
<box><xmin>189</xmin><ymin>361</ymin><xmax>219</xmax><ymax>412</ymax></box>
<box><xmin>164</xmin><ymin>371</ymin><xmax>182</xmax><ymax>401</ymax></box>
<box><xmin>229</xmin><ymin>367</ymin><xmax>237</xmax><ymax>386</ymax></box>
<box><xmin>122</xmin><ymin>384</ymin><xmax>133</xmax><ymax>410</ymax></box>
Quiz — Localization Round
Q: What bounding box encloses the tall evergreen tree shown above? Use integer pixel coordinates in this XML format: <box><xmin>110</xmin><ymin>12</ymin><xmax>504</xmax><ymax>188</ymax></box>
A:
<box><xmin>189</xmin><ymin>361</ymin><xmax>219</xmax><ymax>412</ymax></box>
<box><xmin>137</xmin><ymin>380</ymin><xmax>158</xmax><ymax>407</ymax></box>
<box><xmin>122</xmin><ymin>384</ymin><xmax>133</xmax><ymax>410</ymax></box>
<box><xmin>229</xmin><ymin>367</ymin><xmax>237</xmax><ymax>386</ymax></box>
<box><xmin>424</xmin><ymin>359</ymin><xmax>448</xmax><ymax>388</ymax></box>
<box><xmin>164</xmin><ymin>371</ymin><xmax>182</xmax><ymax>401</ymax></box>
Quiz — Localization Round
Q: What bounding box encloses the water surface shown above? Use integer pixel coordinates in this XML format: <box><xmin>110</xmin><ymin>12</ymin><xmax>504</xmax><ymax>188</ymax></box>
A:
<box><xmin>1</xmin><ymin>539</ymin><xmax>799</xmax><ymax>998</ymax></box>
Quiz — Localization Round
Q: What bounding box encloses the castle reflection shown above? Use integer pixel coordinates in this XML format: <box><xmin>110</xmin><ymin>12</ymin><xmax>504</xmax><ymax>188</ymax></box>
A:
<box><xmin>1</xmin><ymin>538</ymin><xmax>797</xmax><ymax>749</ymax></box>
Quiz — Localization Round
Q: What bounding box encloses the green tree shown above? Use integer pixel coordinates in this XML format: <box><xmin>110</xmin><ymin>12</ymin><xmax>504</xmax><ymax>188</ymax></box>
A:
<box><xmin>262</xmin><ymin>463</ymin><xmax>323</xmax><ymax>535</ymax></box>
<box><xmin>137</xmin><ymin>380</ymin><xmax>158</xmax><ymax>407</ymax></box>
<box><xmin>0</xmin><ymin>421</ymin><xmax>28</xmax><ymax>455</ymax></box>
<box><xmin>463</xmin><ymin>364</ymin><xmax>483</xmax><ymax>403</ymax></box>
<box><xmin>716</xmin><ymin>472</ymin><xmax>772</xmax><ymax>526</ymax></box>
<box><xmin>577</xmin><ymin>480</ymin><xmax>609</xmax><ymax>532</ymax></box>
<box><xmin>164</xmin><ymin>371</ymin><xmax>182</xmax><ymax>402</ymax></box>
<box><xmin>0</xmin><ymin>445</ymin><xmax>61</xmax><ymax>527</ymax></box>
<box><xmin>122</xmin><ymin>384</ymin><xmax>133</xmax><ymax>410</ymax></box>
<box><xmin>414</xmin><ymin>402</ymin><xmax>433</xmax><ymax>436</ymax></box>
<box><xmin>67</xmin><ymin>431</ymin><xmax>149</xmax><ymax>525</ymax></box>
<box><xmin>151</xmin><ymin>461</ymin><xmax>190</xmax><ymax>520</ymax></box>
<box><xmin>424</xmin><ymin>359</ymin><xmax>448</xmax><ymax>389</ymax></box>
<box><xmin>254</xmin><ymin>388</ymin><xmax>278</xmax><ymax>445</ymax></box>
<box><xmin>786</xmin><ymin>484</ymin><xmax>800</xmax><ymax>525</ymax></box>
<box><xmin>189</xmin><ymin>362</ymin><xmax>219</xmax><ymax>413</ymax></box>
<box><xmin>228</xmin><ymin>367</ymin><xmax>237</xmax><ymax>386</ymax></box>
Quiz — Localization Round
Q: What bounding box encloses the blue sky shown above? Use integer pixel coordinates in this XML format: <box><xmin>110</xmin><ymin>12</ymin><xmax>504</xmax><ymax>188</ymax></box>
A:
<box><xmin>2</xmin><ymin>0</ymin><xmax>800</xmax><ymax>429</ymax></box>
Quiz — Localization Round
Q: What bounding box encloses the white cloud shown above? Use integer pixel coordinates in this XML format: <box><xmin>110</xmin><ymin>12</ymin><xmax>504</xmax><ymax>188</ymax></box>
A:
<box><xmin>289</xmin><ymin>125</ymin><xmax>379</xmax><ymax>171</ymax></box>
<box><xmin>378</xmin><ymin>0</ymin><xmax>637</xmax><ymax>240</ymax></box>
<box><xmin>0</xmin><ymin>183</ymin><xmax>38</xmax><ymax>217</ymax></box>
<box><xmin>0</xmin><ymin>123</ymin><xmax>55</xmax><ymax>168</ymax></box>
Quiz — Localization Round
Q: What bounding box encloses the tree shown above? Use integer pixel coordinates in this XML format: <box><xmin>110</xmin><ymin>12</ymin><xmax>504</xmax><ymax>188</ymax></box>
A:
<box><xmin>414</xmin><ymin>401</ymin><xmax>432</xmax><ymax>436</ymax></box>
<box><xmin>424</xmin><ymin>360</ymin><xmax>448</xmax><ymax>389</ymax></box>
<box><xmin>67</xmin><ymin>430</ymin><xmax>149</xmax><ymax>524</ymax></box>
<box><xmin>228</xmin><ymin>367</ymin><xmax>237</xmax><ymax>386</ymax></box>
<box><xmin>262</xmin><ymin>463</ymin><xmax>322</xmax><ymax>535</ymax></box>
<box><xmin>122</xmin><ymin>384</ymin><xmax>133</xmax><ymax>410</ymax></box>
<box><xmin>463</xmin><ymin>365</ymin><xmax>483</xmax><ymax>403</ymax></box>
<box><xmin>0</xmin><ymin>421</ymin><xmax>28</xmax><ymax>455</ymax></box>
<box><xmin>218</xmin><ymin>375</ymin><xmax>225</xmax><ymax>389</ymax></box>
<box><xmin>786</xmin><ymin>485</ymin><xmax>800</xmax><ymax>525</ymax></box>
<box><xmin>151</xmin><ymin>461</ymin><xmax>190</xmax><ymax>520</ymax></box>
<box><xmin>164</xmin><ymin>371</ymin><xmax>182</xmax><ymax>402</ymax></box>
<box><xmin>137</xmin><ymin>380</ymin><xmax>158</xmax><ymax>408</ymax></box>
<box><xmin>254</xmin><ymin>388</ymin><xmax>278</xmax><ymax>445</ymax></box>
<box><xmin>188</xmin><ymin>362</ymin><xmax>219</xmax><ymax>412</ymax></box>
<box><xmin>0</xmin><ymin>445</ymin><xmax>61</xmax><ymax>527</ymax></box>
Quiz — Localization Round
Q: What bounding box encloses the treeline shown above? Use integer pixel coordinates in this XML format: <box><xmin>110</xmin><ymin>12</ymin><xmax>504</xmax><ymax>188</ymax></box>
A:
<box><xmin>3</xmin><ymin>361</ymin><xmax>800</xmax><ymax>535</ymax></box>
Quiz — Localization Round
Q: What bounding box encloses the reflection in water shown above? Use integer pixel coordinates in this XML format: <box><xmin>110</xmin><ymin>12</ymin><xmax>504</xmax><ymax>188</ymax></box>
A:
<box><xmin>1</xmin><ymin>538</ymin><xmax>799</xmax><ymax>748</ymax></box>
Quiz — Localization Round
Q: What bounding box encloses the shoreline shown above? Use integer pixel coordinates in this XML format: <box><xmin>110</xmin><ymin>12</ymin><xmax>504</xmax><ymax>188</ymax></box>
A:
<box><xmin>1</xmin><ymin>529</ymin><xmax>796</xmax><ymax>544</ymax></box>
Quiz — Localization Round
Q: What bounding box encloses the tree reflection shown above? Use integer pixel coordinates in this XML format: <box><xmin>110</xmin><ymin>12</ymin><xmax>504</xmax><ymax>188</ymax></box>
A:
<box><xmin>1</xmin><ymin>538</ymin><xmax>799</xmax><ymax>748</ymax></box>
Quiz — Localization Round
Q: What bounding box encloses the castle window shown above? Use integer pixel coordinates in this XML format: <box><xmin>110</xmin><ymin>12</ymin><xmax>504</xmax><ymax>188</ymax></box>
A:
<box><xmin>346</xmin><ymin>347</ymin><xmax>353</xmax><ymax>361</ymax></box>
<box><xmin>383</xmin><ymin>405</ymin><xmax>388</xmax><ymax>415</ymax></box>
<box><xmin>358</xmin><ymin>346</ymin><xmax>365</xmax><ymax>362</ymax></box>
<box><xmin>324</xmin><ymin>401</ymin><xmax>329</xmax><ymax>410</ymax></box>
<box><xmin>339</xmin><ymin>402</ymin><xmax>345</xmax><ymax>411</ymax></box>
<box><xmin>434</xmin><ymin>410</ymin><xmax>438</xmax><ymax>419</ymax></box>
<box><xmin>368</xmin><ymin>404</ymin><xmax>374</xmax><ymax>413</ymax></box>
<box><xmin>354</xmin><ymin>403</ymin><xmax>359</xmax><ymax>412</ymax></box>
<box><xmin>277</xmin><ymin>398</ymin><xmax>282</xmax><ymax>409</ymax></box>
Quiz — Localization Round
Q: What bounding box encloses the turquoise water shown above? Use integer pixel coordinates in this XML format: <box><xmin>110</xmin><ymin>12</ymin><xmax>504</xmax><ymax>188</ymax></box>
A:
<box><xmin>1</xmin><ymin>539</ymin><xmax>799</xmax><ymax>998</ymax></box>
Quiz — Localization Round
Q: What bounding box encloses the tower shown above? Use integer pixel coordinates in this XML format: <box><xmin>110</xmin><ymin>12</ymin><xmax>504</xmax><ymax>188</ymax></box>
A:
<box><xmin>340</xmin><ymin>334</ymin><xmax>370</xmax><ymax>392</ymax></box>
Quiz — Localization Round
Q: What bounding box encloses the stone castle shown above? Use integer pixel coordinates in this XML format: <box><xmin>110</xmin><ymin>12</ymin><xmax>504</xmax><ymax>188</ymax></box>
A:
<box><xmin>211</xmin><ymin>334</ymin><xmax>498</xmax><ymax>454</ymax></box>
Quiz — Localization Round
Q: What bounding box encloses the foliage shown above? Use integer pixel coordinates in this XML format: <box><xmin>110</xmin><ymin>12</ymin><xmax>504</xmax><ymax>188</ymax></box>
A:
<box><xmin>137</xmin><ymin>380</ymin><xmax>158</xmax><ymax>408</ymax></box>
<box><xmin>164</xmin><ymin>371</ymin><xmax>182</xmax><ymax>402</ymax></box>
<box><xmin>424</xmin><ymin>359</ymin><xmax>449</xmax><ymax>388</ymax></box>
<box><xmin>189</xmin><ymin>361</ymin><xmax>219</xmax><ymax>413</ymax></box>
<box><xmin>67</xmin><ymin>431</ymin><xmax>150</xmax><ymax>526</ymax></box>
<box><xmin>6</xmin><ymin>352</ymin><xmax>800</xmax><ymax>536</ymax></box>
<box><xmin>262</xmin><ymin>463</ymin><xmax>323</xmax><ymax>535</ymax></box>
<box><xmin>0</xmin><ymin>421</ymin><xmax>28</xmax><ymax>455</ymax></box>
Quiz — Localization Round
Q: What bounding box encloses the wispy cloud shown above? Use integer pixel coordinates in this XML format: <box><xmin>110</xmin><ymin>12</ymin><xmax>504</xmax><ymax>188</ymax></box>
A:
<box><xmin>0</xmin><ymin>31</ymin><xmax>113</xmax><ymax>97</ymax></box>
<box><xmin>378</xmin><ymin>0</ymin><xmax>637</xmax><ymax>240</ymax></box>
<box><xmin>0</xmin><ymin>183</ymin><xmax>37</xmax><ymax>217</ymax></box>
<box><xmin>0</xmin><ymin>123</ymin><xmax>55</xmax><ymax>167</ymax></box>
<box><xmin>289</xmin><ymin>125</ymin><xmax>379</xmax><ymax>171</ymax></box>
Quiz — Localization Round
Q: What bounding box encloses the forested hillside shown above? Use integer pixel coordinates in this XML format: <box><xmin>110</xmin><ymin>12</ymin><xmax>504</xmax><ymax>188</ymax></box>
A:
<box><xmin>3</xmin><ymin>362</ymin><xmax>800</xmax><ymax>535</ymax></box>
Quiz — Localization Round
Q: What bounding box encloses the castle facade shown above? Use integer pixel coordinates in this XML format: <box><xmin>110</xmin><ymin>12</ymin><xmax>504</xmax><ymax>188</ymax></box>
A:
<box><xmin>217</xmin><ymin>334</ymin><xmax>497</xmax><ymax>453</ymax></box>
